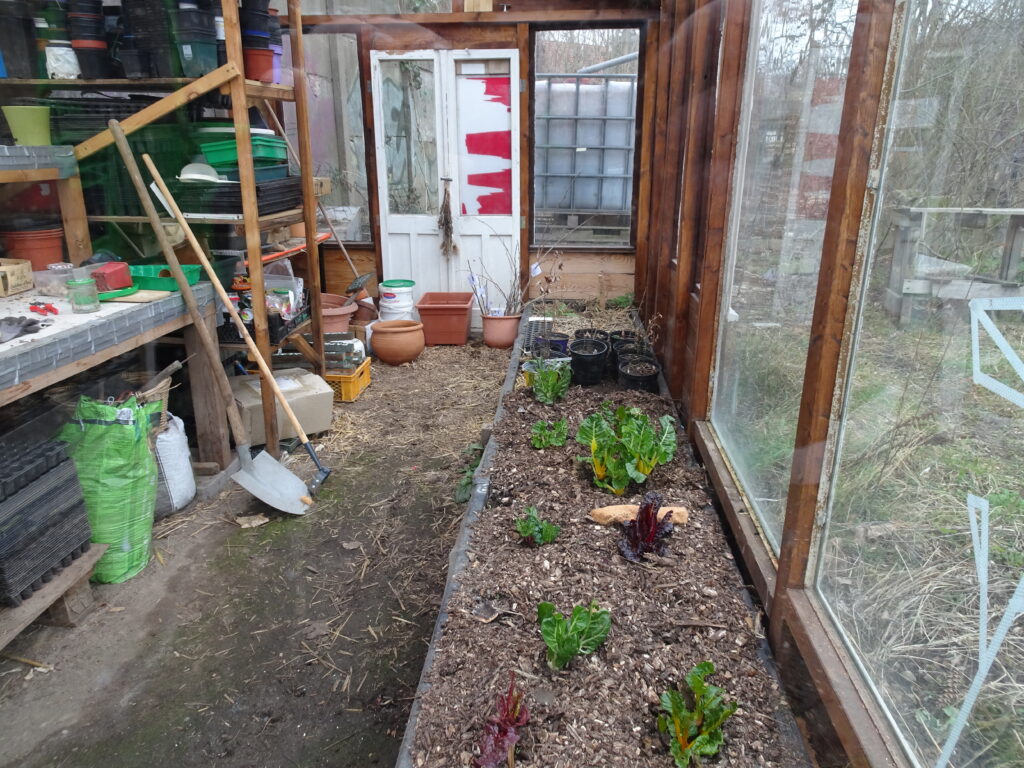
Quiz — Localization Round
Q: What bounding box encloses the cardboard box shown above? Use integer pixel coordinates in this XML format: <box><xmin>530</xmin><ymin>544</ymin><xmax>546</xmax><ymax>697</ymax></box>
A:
<box><xmin>230</xmin><ymin>367</ymin><xmax>334</xmax><ymax>445</ymax></box>
<box><xmin>0</xmin><ymin>259</ymin><xmax>33</xmax><ymax>297</ymax></box>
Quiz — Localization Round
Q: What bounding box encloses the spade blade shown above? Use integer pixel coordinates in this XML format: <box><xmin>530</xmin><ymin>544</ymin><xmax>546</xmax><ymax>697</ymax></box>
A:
<box><xmin>232</xmin><ymin>450</ymin><xmax>310</xmax><ymax>516</ymax></box>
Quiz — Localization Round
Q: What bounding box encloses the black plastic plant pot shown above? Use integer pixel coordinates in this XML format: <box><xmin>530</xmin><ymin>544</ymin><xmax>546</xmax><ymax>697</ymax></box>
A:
<box><xmin>242</xmin><ymin>32</ymin><xmax>270</xmax><ymax>49</ymax></box>
<box><xmin>241</xmin><ymin>0</ymin><xmax>272</xmax><ymax>11</ymax></box>
<box><xmin>239</xmin><ymin>8</ymin><xmax>270</xmax><ymax>33</ymax></box>
<box><xmin>117</xmin><ymin>48</ymin><xmax>149</xmax><ymax>78</ymax></box>
<box><xmin>74</xmin><ymin>47</ymin><xmax>110</xmax><ymax>78</ymax></box>
<box><xmin>68</xmin><ymin>0</ymin><xmax>103</xmax><ymax>14</ymax></box>
<box><xmin>531</xmin><ymin>342</ymin><xmax>565</xmax><ymax>360</ymax></box>
<box><xmin>536</xmin><ymin>331</ymin><xmax>570</xmax><ymax>354</ymax></box>
<box><xmin>574</xmin><ymin>327</ymin><xmax>609</xmax><ymax>342</ymax></box>
<box><xmin>569</xmin><ymin>338</ymin><xmax>609</xmax><ymax>386</ymax></box>
<box><xmin>618</xmin><ymin>355</ymin><xmax>660</xmax><ymax>393</ymax></box>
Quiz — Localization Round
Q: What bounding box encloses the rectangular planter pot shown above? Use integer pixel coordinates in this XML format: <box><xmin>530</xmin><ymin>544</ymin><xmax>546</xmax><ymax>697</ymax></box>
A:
<box><xmin>415</xmin><ymin>292</ymin><xmax>475</xmax><ymax>345</ymax></box>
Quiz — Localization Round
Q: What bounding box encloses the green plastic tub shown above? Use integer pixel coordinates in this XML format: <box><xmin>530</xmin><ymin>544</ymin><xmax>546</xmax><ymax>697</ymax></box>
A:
<box><xmin>129</xmin><ymin>263</ymin><xmax>201</xmax><ymax>291</ymax></box>
<box><xmin>199</xmin><ymin>136</ymin><xmax>288</xmax><ymax>167</ymax></box>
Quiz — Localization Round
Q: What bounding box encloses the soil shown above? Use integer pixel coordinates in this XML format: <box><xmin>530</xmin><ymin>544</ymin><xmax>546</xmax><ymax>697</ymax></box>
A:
<box><xmin>0</xmin><ymin>343</ymin><xmax>509</xmax><ymax>768</ymax></box>
<box><xmin>410</xmin><ymin>385</ymin><xmax>811</xmax><ymax>768</ymax></box>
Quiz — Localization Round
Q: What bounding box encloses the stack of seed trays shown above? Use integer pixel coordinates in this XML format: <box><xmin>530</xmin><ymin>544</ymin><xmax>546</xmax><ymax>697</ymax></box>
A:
<box><xmin>0</xmin><ymin>442</ymin><xmax>92</xmax><ymax>607</ymax></box>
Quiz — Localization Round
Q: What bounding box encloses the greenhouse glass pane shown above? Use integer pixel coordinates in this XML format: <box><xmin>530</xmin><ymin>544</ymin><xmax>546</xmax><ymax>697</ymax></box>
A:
<box><xmin>817</xmin><ymin>3</ymin><xmax>1024</xmax><ymax>766</ymax></box>
<box><xmin>710</xmin><ymin>0</ymin><xmax>858</xmax><ymax>551</ymax></box>
<box><xmin>379</xmin><ymin>60</ymin><xmax>439</xmax><ymax>215</ymax></box>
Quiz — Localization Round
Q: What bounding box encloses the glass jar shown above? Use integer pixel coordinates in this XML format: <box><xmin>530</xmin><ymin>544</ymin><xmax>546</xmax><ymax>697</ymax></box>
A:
<box><xmin>67</xmin><ymin>274</ymin><xmax>100</xmax><ymax>313</ymax></box>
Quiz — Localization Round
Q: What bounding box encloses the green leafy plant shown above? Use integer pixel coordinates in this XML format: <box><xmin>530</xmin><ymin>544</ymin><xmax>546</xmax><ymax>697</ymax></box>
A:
<box><xmin>533</xmin><ymin>359</ymin><xmax>571</xmax><ymax>405</ymax></box>
<box><xmin>607</xmin><ymin>292</ymin><xmax>634</xmax><ymax>309</ymax></box>
<box><xmin>531</xmin><ymin>418</ymin><xmax>568</xmax><ymax>449</ymax></box>
<box><xmin>575</xmin><ymin>403</ymin><xmax>677</xmax><ymax>495</ymax></box>
<box><xmin>455</xmin><ymin>443</ymin><xmax>484</xmax><ymax>503</ymax></box>
<box><xmin>536</xmin><ymin>601</ymin><xmax>611</xmax><ymax>670</ymax></box>
<box><xmin>514</xmin><ymin>507</ymin><xmax>561</xmax><ymax>547</ymax></box>
<box><xmin>657</xmin><ymin>662</ymin><xmax>738</xmax><ymax>767</ymax></box>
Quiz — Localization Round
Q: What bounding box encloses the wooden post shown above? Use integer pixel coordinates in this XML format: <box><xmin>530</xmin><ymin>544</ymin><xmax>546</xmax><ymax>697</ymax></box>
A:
<box><xmin>772</xmin><ymin>0</ymin><xmax>898</xmax><ymax>613</ymax></box>
<box><xmin>55</xmin><ymin>175</ymin><xmax>93</xmax><ymax>266</ymax></box>
<box><xmin>518</xmin><ymin>23</ymin><xmax>531</xmax><ymax>293</ymax></box>
<box><xmin>184</xmin><ymin>307</ymin><xmax>232</xmax><ymax>469</ymax></box>
<box><xmin>221</xmin><ymin>0</ymin><xmax>279</xmax><ymax>455</ymax></box>
<box><xmin>357</xmin><ymin>28</ymin><xmax>384</xmax><ymax>285</ymax></box>
<box><xmin>288</xmin><ymin>0</ymin><xmax>325</xmax><ymax>376</ymax></box>
<box><xmin>633</xmin><ymin>19</ymin><xmax>659</xmax><ymax>306</ymax></box>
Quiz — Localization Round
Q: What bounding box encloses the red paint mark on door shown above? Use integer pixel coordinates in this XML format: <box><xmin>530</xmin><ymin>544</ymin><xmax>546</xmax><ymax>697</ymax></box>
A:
<box><xmin>467</xmin><ymin>169</ymin><xmax>512</xmax><ymax>214</ymax></box>
<box><xmin>465</xmin><ymin>130</ymin><xmax>512</xmax><ymax>160</ymax></box>
<box><xmin>472</xmin><ymin>76</ymin><xmax>512</xmax><ymax>110</ymax></box>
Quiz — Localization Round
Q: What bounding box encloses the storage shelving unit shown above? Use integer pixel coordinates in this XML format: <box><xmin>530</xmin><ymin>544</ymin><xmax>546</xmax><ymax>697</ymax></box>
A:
<box><xmin>0</xmin><ymin>0</ymin><xmax>325</xmax><ymax>455</ymax></box>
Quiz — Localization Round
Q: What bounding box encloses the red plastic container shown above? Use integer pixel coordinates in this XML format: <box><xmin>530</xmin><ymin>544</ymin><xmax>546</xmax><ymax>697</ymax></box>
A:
<box><xmin>415</xmin><ymin>292</ymin><xmax>475</xmax><ymax>345</ymax></box>
<box><xmin>92</xmin><ymin>261</ymin><xmax>132</xmax><ymax>292</ymax></box>
<box><xmin>0</xmin><ymin>228</ymin><xmax>65</xmax><ymax>270</ymax></box>
<box><xmin>243</xmin><ymin>47</ymin><xmax>273</xmax><ymax>83</ymax></box>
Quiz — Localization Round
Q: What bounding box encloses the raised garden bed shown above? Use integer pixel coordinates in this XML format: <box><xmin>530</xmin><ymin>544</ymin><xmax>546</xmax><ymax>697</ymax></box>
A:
<box><xmin>400</xmin><ymin>313</ymin><xmax>810</xmax><ymax>768</ymax></box>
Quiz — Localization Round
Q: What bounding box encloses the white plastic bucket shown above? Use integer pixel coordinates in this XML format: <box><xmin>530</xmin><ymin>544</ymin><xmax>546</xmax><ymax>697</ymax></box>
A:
<box><xmin>379</xmin><ymin>279</ymin><xmax>415</xmax><ymax>315</ymax></box>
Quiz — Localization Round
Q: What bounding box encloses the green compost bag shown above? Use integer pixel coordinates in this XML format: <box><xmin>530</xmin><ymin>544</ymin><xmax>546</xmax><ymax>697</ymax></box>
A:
<box><xmin>59</xmin><ymin>395</ymin><xmax>160</xmax><ymax>584</ymax></box>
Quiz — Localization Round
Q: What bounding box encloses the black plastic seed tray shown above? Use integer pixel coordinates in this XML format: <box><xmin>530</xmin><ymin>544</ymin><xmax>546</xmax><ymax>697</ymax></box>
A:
<box><xmin>171</xmin><ymin>177</ymin><xmax>303</xmax><ymax>216</ymax></box>
<box><xmin>0</xmin><ymin>441</ymin><xmax>68</xmax><ymax>504</ymax></box>
<box><xmin>0</xmin><ymin>466</ymin><xmax>85</xmax><ymax>558</ymax></box>
<box><xmin>0</xmin><ymin>504</ymin><xmax>92</xmax><ymax>607</ymax></box>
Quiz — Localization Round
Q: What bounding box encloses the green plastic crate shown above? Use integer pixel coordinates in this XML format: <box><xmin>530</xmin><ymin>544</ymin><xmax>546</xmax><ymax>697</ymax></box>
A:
<box><xmin>129</xmin><ymin>263</ymin><xmax>201</xmax><ymax>292</ymax></box>
<box><xmin>199</xmin><ymin>136</ymin><xmax>289</xmax><ymax>167</ymax></box>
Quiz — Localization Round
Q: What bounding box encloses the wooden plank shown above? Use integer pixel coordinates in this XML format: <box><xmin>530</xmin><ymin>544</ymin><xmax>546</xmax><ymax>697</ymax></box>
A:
<box><xmin>0</xmin><ymin>312</ymin><xmax>195</xmax><ymax>409</ymax></box>
<box><xmin>300</xmin><ymin>9</ymin><xmax>660</xmax><ymax>30</ymax></box>
<box><xmin>74</xmin><ymin>63</ymin><xmax>241</xmax><ymax>160</ymax></box>
<box><xmin>323</xmin><ymin>244</ymin><xmax>377</xmax><ymax>295</ymax></box>
<box><xmin>687</xmin><ymin>0</ymin><xmax>751</xmax><ymax>421</ymax></box>
<box><xmin>773</xmin><ymin>0</ymin><xmax>898</xmax><ymax>602</ymax></box>
<box><xmin>370</xmin><ymin>23</ymin><xmax>516</xmax><ymax>50</ymax></box>
<box><xmin>641</xmin><ymin>4</ymin><xmax>671</xmax><ymax>322</ymax></box>
<box><xmin>465</xmin><ymin>0</ymin><xmax>493</xmax><ymax>10</ymax></box>
<box><xmin>536</xmin><ymin>252</ymin><xmax>636</xmax><ymax>274</ymax></box>
<box><xmin>519</xmin><ymin>23</ymin><xmax>531</xmax><ymax>291</ymax></box>
<box><xmin>221</xmin><ymin>0</ymin><xmax>278</xmax><ymax>455</ymax></box>
<box><xmin>289</xmin><ymin>0</ymin><xmax>326</xmax><ymax>378</ymax></box>
<box><xmin>0</xmin><ymin>544</ymin><xmax>107</xmax><ymax>652</ymax></box>
<box><xmin>357</xmin><ymin>29</ymin><xmax>384</xmax><ymax>285</ymax></box>
<box><xmin>38</xmin><ymin>572</ymin><xmax>95</xmax><ymax>628</ymax></box>
<box><xmin>0</xmin><ymin>168</ymin><xmax>60</xmax><ymax>183</ymax></box>
<box><xmin>775</xmin><ymin>590</ymin><xmax>904</xmax><ymax>767</ymax></box>
<box><xmin>55</xmin><ymin>175</ymin><xmax>94</xmax><ymax>266</ymax></box>
<box><xmin>240</xmin><ymin>80</ymin><xmax>295</xmax><ymax>101</ymax></box>
<box><xmin>184</xmin><ymin>308</ymin><xmax>232</xmax><ymax>469</ymax></box>
<box><xmin>529</xmin><ymin>271</ymin><xmax>634</xmax><ymax>300</ymax></box>
<box><xmin>692</xmin><ymin>421</ymin><xmax>777</xmax><ymax>606</ymax></box>
<box><xmin>633</xmin><ymin>19</ymin><xmax>659</xmax><ymax>302</ymax></box>
<box><xmin>0</xmin><ymin>78</ymin><xmax>190</xmax><ymax>90</ymax></box>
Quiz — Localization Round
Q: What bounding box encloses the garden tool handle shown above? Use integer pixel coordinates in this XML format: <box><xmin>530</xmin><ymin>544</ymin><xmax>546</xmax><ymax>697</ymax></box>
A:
<box><xmin>140</xmin><ymin>153</ymin><xmax>315</xmax><ymax>448</ymax></box>
<box><xmin>108</xmin><ymin>120</ymin><xmax>251</xmax><ymax>447</ymax></box>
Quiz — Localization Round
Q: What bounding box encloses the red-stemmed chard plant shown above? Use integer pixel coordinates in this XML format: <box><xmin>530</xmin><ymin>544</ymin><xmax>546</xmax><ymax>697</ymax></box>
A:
<box><xmin>618</xmin><ymin>490</ymin><xmax>673</xmax><ymax>562</ymax></box>
<box><xmin>475</xmin><ymin>672</ymin><xmax>530</xmax><ymax>768</ymax></box>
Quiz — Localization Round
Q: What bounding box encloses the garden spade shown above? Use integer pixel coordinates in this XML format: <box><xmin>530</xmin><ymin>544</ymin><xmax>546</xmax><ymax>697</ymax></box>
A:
<box><xmin>109</xmin><ymin>120</ymin><xmax>311</xmax><ymax>516</ymax></box>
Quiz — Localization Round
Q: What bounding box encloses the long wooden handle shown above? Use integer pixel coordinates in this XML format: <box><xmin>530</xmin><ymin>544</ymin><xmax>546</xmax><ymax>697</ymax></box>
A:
<box><xmin>109</xmin><ymin>120</ymin><xmax>251</xmax><ymax>447</ymax></box>
<box><xmin>259</xmin><ymin>99</ymin><xmax>359</xmax><ymax>277</ymax></box>
<box><xmin>141</xmin><ymin>153</ymin><xmax>314</xmax><ymax>447</ymax></box>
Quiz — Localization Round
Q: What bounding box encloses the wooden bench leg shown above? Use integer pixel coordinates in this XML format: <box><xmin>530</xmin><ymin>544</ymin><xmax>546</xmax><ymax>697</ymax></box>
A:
<box><xmin>37</xmin><ymin>575</ymin><xmax>95</xmax><ymax>628</ymax></box>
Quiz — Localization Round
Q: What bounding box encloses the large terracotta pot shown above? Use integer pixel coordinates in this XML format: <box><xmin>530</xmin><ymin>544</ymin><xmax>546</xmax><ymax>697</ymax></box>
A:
<box><xmin>371</xmin><ymin>320</ymin><xmax>425</xmax><ymax>365</ymax></box>
<box><xmin>482</xmin><ymin>314</ymin><xmax>521</xmax><ymax>349</ymax></box>
<box><xmin>321</xmin><ymin>293</ymin><xmax>359</xmax><ymax>333</ymax></box>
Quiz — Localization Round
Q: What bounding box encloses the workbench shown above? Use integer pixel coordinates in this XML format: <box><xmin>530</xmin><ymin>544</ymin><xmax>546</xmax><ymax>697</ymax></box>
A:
<box><xmin>0</xmin><ymin>283</ymin><xmax>231</xmax><ymax>468</ymax></box>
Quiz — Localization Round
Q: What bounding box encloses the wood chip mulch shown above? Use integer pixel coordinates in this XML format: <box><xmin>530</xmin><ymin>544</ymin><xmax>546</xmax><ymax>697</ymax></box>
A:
<box><xmin>410</xmin><ymin>385</ymin><xmax>811</xmax><ymax>767</ymax></box>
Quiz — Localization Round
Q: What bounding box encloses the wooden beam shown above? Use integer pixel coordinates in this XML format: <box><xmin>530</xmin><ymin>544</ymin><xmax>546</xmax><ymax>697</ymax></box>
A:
<box><xmin>0</xmin><ymin>168</ymin><xmax>60</xmax><ymax>183</ymax></box>
<box><xmin>289</xmin><ymin>0</ymin><xmax>326</xmax><ymax>378</ymax></box>
<box><xmin>55</xmin><ymin>175</ymin><xmax>94</xmax><ymax>266</ymax></box>
<box><xmin>773</xmin><ymin>0</ymin><xmax>898</xmax><ymax>603</ymax></box>
<box><xmin>687</xmin><ymin>0</ymin><xmax>751</xmax><ymax>422</ymax></box>
<box><xmin>357</xmin><ymin>28</ymin><xmax>384</xmax><ymax>284</ymax></box>
<box><xmin>633</xmin><ymin>20</ymin><xmax>659</xmax><ymax>303</ymax></box>
<box><xmin>519</xmin><ymin>23</ymin><xmax>531</xmax><ymax>290</ymax></box>
<box><xmin>184</xmin><ymin>308</ymin><xmax>232</xmax><ymax>469</ymax></box>
<box><xmin>300</xmin><ymin>9</ymin><xmax>659</xmax><ymax>31</ymax></box>
<box><xmin>74</xmin><ymin>63</ymin><xmax>241</xmax><ymax>160</ymax></box>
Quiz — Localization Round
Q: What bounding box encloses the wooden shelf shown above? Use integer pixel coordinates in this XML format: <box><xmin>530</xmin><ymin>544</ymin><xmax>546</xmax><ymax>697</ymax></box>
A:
<box><xmin>88</xmin><ymin>208</ymin><xmax>305</xmax><ymax>231</ymax></box>
<box><xmin>0</xmin><ymin>77</ymin><xmax>293</xmax><ymax>101</ymax></box>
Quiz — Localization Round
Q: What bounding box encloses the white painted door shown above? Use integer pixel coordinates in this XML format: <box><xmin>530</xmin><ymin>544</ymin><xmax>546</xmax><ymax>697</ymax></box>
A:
<box><xmin>371</xmin><ymin>49</ymin><xmax>520</xmax><ymax>324</ymax></box>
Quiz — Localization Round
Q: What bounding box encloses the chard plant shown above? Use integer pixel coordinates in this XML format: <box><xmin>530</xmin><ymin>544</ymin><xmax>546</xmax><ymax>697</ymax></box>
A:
<box><xmin>514</xmin><ymin>506</ymin><xmax>560</xmax><ymax>547</ymax></box>
<box><xmin>619</xmin><ymin>490</ymin><xmax>673</xmax><ymax>562</ymax></box>
<box><xmin>530</xmin><ymin>418</ymin><xmax>568</xmax><ymax>449</ymax></box>
<box><xmin>536</xmin><ymin>601</ymin><xmax>611</xmax><ymax>670</ymax></box>
<box><xmin>575</xmin><ymin>403</ymin><xmax>677</xmax><ymax>495</ymax></box>
<box><xmin>532</xmin><ymin>359</ymin><xmax>571</xmax><ymax>405</ymax></box>
<box><xmin>475</xmin><ymin>671</ymin><xmax>530</xmax><ymax>768</ymax></box>
<box><xmin>657</xmin><ymin>661</ymin><xmax>738</xmax><ymax>767</ymax></box>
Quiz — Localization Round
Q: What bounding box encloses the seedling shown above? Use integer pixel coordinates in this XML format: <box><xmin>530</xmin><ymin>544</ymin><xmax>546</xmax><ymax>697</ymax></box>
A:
<box><xmin>576</xmin><ymin>403</ymin><xmax>677</xmax><ymax>495</ymax></box>
<box><xmin>455</xmin><ymin>443</ymin><xmax>484</xmax><ymax>503</ymax></box>
<box><xmin>657</xmin><ymin>661</ymin><xmax>738</xmax><ymax>767</ymax></box>
<box><xmin>530</xmin><ymin>418</ymin><xmax>568</xmax><ymax>449</ymax></box>
<box><xmin>514</xmin><ymin>506</ymin><xmax>560</xmax><ymax>546</ymax></box>
<box><xmin>536</xmin><ymin>601</ymin><xmax>611</xmax><ymax>670</ymax></box>
<box><xmin>533</xmin><ymin>359</ymin><xmax>571</xmax><ymax>405</ymax></box>
<box><xmin>475</xmin><ymin>671</ymin><xmax>530</xmax><ymax>768</ymax></box>
<box><xmin>619</xmin><ymin>490</ymin><xmax>673</xmax><ymax>562</ymax></box>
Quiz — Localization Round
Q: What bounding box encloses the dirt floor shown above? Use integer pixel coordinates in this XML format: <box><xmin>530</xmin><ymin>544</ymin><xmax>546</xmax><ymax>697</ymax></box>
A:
<box><xmin>410</xmin><ymin>383</ymin><xmax>812</xmax><ymax>767</ymax></box>
<box><xmin>0</xmin><ymin>343</ymin><xmax>509</xmax><ymax>768</ymax></box>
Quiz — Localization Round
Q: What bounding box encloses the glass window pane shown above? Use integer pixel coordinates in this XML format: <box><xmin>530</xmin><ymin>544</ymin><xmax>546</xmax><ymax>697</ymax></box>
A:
<box><xmin>380</xmin><ymin>59</ymin><xmax>439</xmax><ymax>215</ymax></box>
<box><xmin>710</xmin><ymin>0</ymin><xmax>858</xmax><ymax>551</ymax></box>
<box><xmin>533</xmin><ymin>28</ymin><xmax>639</xmax><ymax>247</ymax></box>
<box><xmin>457</xmin><ymin>61</ymin><xmax>513</xmax><ymax>216</ymax></box>
<box><xmin>817</xmin><ymin>3</ymin><xmax>1024</xmax><ymax>765</ymax></box>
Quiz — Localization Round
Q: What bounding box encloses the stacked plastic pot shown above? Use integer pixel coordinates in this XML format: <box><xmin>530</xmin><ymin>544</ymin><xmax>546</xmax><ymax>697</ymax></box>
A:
<box><xmin>120</xmin><ymin>0</ymin><xmax>178</xmax><ymax>78</ymax></box>
<box><xmin>0</xmin><ymin>0</ymin><xmax>41</xmax><ymax>78</ymax></box>
<box><xmin>69</xmin><ymin>0</ymin><xmax>108</xmax><ymax>79</ymax></box>
<box><xmin>176</xmin><ymin>6</ymin><xmax>217</xmax><ymax>77</ymax></box>
<box><xmin>241</xmin><ymin>0</ymin><xmax>274</xmax><ymax>83</ymax></box>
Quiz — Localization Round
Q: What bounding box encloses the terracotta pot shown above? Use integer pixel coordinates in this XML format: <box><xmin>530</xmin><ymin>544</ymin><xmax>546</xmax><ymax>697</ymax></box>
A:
<box><xmin>321</xmin><ymin>293</ymin><xmax>359</xmax><ymax>333</ymax></box>
<box><xmin>482</xmin><ymin>314</ymin><xmax>521</xmax><ymax>349</ymax></box>
<box><xmin>371</xmin><ymin>320</ymin><xmax>425</xmax><ymax>365</ymax></box>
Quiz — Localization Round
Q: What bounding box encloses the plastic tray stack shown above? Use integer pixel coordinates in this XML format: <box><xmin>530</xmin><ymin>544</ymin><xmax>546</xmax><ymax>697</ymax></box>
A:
<box><xmin>0</xmin><ymin>442</ymin><xmax>91</xmax><ymax>607</ymax></box>
<box><xmin>171</xmin><ymin>176</ymin><xmax>303</xmax><ymax>216</ymax></box>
